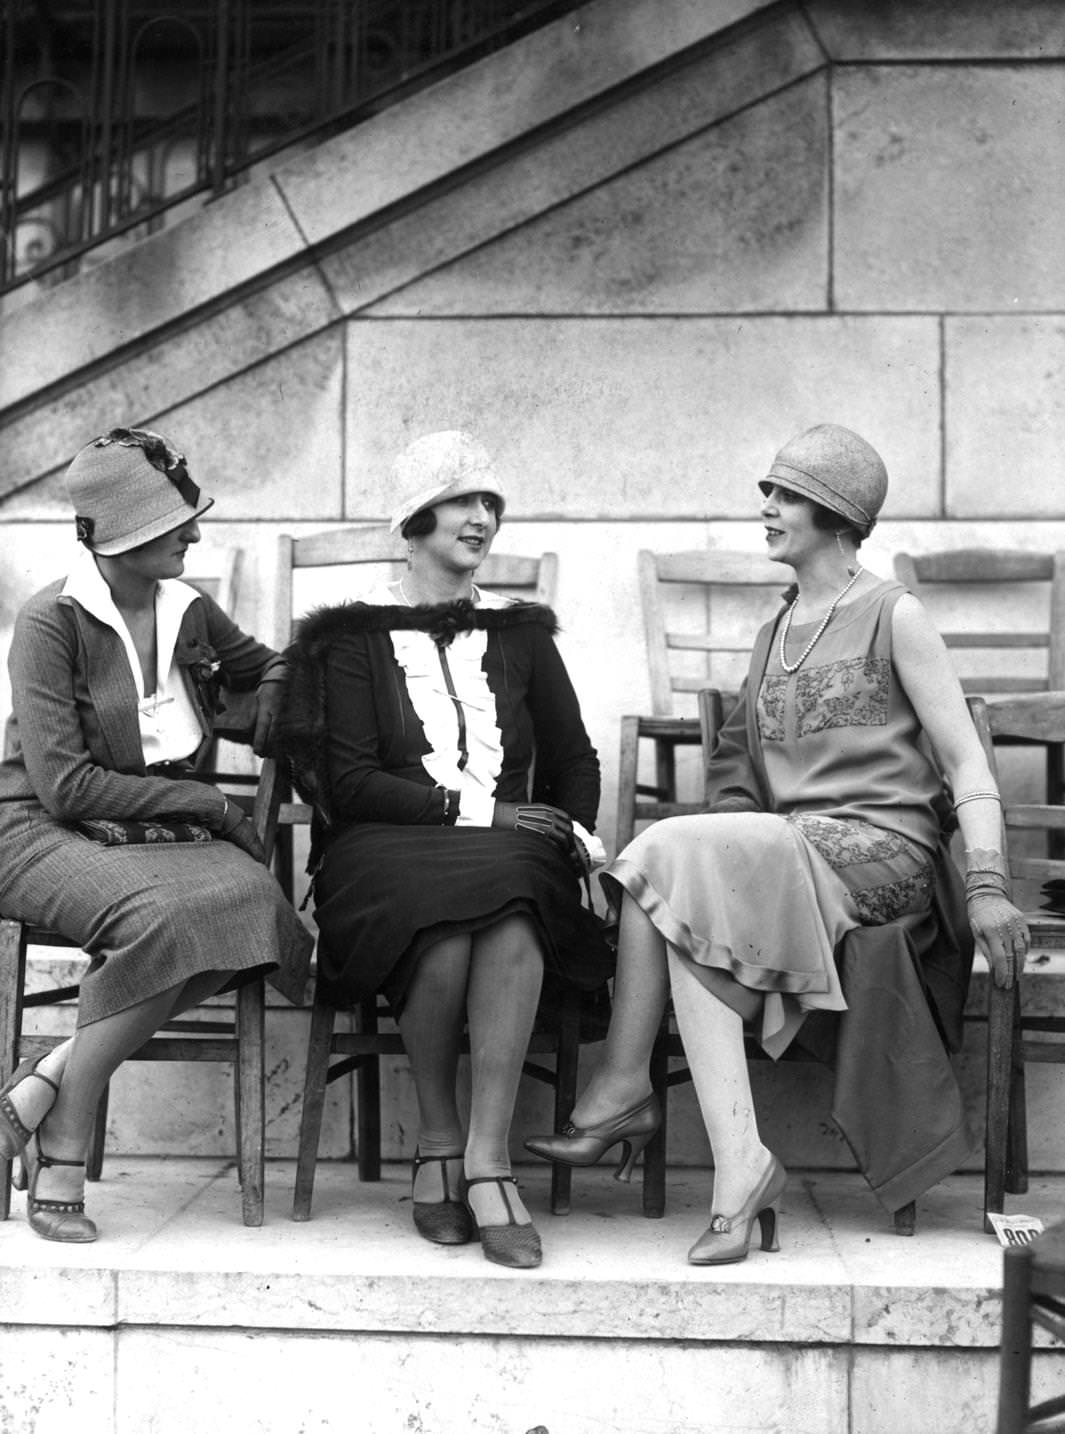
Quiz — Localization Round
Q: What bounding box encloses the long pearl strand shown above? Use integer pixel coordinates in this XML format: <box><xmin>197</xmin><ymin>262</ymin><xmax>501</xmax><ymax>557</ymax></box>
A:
<box><xmin>778</xmin><ymin>567</ymin><xmax>864</xmax><ymax>674</ymax></box>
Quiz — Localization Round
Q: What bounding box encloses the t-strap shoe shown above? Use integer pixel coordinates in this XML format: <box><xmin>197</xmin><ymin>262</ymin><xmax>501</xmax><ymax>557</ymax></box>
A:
<box><xmin>24</xmin><ymin>1135</ymin><xmax>97</xmax><ymax>1244</ymax></box>
<box><xmin>411</xmin><ymin>1151</ymin><xmax>473</xmax><ymax>1246</ymax></box>
<box><xmin>0</xmin><ymin>1056</ymin><xmax>60</xmax><ymax>1159</ymax></box>
<box><xmin>465</xmin><ymin>1176</ymin><xmax>542</xmax><ymax>1269</ymax></box>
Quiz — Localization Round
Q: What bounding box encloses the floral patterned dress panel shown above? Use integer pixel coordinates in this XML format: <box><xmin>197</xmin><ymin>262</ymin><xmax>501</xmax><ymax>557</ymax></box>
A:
<box><xmin>784</xmin><ymin>812</ymin><xmax>934</xmax><ymax>925</ymax></box>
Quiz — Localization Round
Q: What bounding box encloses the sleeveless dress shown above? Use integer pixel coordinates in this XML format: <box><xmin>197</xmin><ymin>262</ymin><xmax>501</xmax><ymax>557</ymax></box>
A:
<box><xmin>604</xmin><ymin>579</ymin><xmax>944</xmax><ymax>1057</ymax></box>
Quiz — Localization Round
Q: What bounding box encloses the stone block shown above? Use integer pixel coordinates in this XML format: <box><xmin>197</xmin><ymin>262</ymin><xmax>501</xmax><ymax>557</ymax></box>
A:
<box><xmin>348</xmin><ymin>23</ymin><xmax>826</xmax><ymax>317</ymax></box>
<box><xmin>809</xmin><ymin>0</ymin><xmax>1065</xmax><ymax>60</ymax></box>
<box><xmin>946</xmin><ymin>318</ymin><xmax>1065</xmax><ymax>517</ymax></box>
<box><xmin>834</xmin><ymin>66</ymin><xmax>1065</xmax><ymax>312</ymax></box>
<box><xmin>0</xmin><ymin>321</ymin><xmax>345</xmax><ymax>517</ymax></box>
<box><xmin>0</xmin><ymin>1327</ymin><xmax>115</xmax><ymax>1434</ymax></box>
<box><xmin>113</xmin><ymin>1328</ymin><xmax>849</xmax><ymax>1434</ymax></box>
<box><xmin>374</xmin><ymin>78</ymin><xmax>827</xmax><ymax>317</ymax></box>
<box><xmin>850</xmin><ymin>1349</ymin><xmax>1003</xmax><ymax>1434</ymax></box>
<box><xmin>344</xmin><ymin>317</ymin><xmax>940</xmax><ymax>520</ymax></box>
<box><xmin>275</xmin><ymin>0</ymin><xmax>768</xmax><ymax>248</ymax></box>
<box><xmin>0</xmin><ymin>176</ymin><xmax>309</xmax><ymax>414</ymax></box>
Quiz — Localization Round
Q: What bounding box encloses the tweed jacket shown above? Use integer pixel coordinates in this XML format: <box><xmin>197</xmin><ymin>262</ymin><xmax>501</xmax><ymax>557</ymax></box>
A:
<box><xmin>0</xmin><ymin>578</ymin><xmax>280</xmax><ymax>837</ymax></box>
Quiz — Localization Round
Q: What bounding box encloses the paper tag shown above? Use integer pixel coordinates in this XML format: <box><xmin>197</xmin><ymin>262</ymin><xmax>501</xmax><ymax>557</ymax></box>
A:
<box><xmin>987</xmin><ymin>1212</ymin><xmax>1045</xmax><ymax>1248</ymax></box>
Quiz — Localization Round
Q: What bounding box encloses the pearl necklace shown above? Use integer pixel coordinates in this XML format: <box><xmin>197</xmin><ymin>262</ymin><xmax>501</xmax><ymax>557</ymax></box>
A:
<box><xmin>778</xmin><ymin>568</ymin><xmax>864</xmax><ymax>674</ymax></box>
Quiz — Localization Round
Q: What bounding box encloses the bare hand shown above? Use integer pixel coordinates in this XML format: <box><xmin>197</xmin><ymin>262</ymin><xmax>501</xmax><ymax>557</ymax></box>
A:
<box><xmin>969</xmin><ymin>893</ymin><xmax>1029</xmax><ymax>988</ymax></box>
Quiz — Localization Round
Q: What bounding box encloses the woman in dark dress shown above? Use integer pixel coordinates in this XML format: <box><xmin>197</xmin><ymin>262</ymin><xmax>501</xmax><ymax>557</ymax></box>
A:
<box><xmin>279</xmin><ymin>430</ymin><xmax>613</xmax><ymax>1268</ymax></box>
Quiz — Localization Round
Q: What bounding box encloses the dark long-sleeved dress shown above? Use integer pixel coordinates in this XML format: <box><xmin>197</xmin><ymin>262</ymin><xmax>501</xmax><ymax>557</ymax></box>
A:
<box><xmin>0</xmin><ymin>561</ymin><xmax>312</xmax><ymax>1023</ymax></box>
<box><xmin>278</xmin><ymin>589</ymin><xmax>615</xmax><ymax>1011</ymax></box>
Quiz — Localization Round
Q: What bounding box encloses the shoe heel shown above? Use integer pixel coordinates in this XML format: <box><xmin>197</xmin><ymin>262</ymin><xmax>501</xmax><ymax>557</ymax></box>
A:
<box><xmin>756</xmin><ymin>1203</ymin><xmax>781</xmax><ymax>1254</ymax></box>
<box><xmin>613</xmin><ymin>1128</ymin><xmax>654</xmax><ymax>1183</ymax></box>
<box><xmin>12</xmin><ymin>1156</ymin><xmax>27</xmax><ymax>1192</ymax></box>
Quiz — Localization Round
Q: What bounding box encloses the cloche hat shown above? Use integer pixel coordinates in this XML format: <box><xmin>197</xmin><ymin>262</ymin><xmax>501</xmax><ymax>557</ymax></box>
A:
<box><xmin>65</xmin><ymin>427</ymin><xmax>214</xmax><ymax>556</ymax></box>
<box><xmin>388</xmin><ymin>430</ymin><xmax>506</xmax><ymax>534</ymax></box>
<box><xmin>759</xmin><ymin>424</ymin><xmax>888</xmax><ymax>537</ymax></box>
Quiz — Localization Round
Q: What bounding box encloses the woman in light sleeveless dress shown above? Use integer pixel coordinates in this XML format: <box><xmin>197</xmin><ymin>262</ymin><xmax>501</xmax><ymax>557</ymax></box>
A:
<box><xmin>526</xmin><ymin>424</ymin><xmax>1030</xmax><ymax>1265</ymax></box>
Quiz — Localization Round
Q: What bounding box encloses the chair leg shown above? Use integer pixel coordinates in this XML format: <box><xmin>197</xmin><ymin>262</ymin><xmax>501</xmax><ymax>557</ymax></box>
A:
<box><xmin>236</xmin><ymin>978</ymin><xmax>265</xmax><ymax>1227</ymax></box>
<box><xmin>0</xmin><ymin>919</ymin><xmax>25</xmax><ymax>1221</ymax></box>
<box><xmin>1006</xmin><ymin>1007</ymin><xmax>1029</xmax><ymax>1195</ymax></box>
<box><xmin>356</xmin><ymin>998</ymin><xmax>382</xmax><ymax>1182</ymax></box>
<box><xmin>986</xmin><ymin>982</ymin><xmax>1018</xmax><ymax>1232</ymax></box>
<box><xmin>549</xmin><ymin>989</ymin><xmax>580</xmax><ymax>1216</ymax></box>
<box><xmin>653</xmin><ymin>737</ymin><xmax>677</xmax><ymax>807</ymax></box>
<box><xmin>996</xmin><ymin>1243</ymin><xmax>1035</xmax><ymax>1434</ymax></box>
<box><xmin>642</xmin><ymin>1019</ymin><xmax>670</xmax><ymax>1219</ymax></box>
<box><xmin>292</xmin><ymin>995</ymin><xmax>336</xmax><ymax>1221</ymax></box>
<box><xmin>86</xmin><ymin>1086</ymin><xmax>109</xmax><ymax>1182</ymax></box>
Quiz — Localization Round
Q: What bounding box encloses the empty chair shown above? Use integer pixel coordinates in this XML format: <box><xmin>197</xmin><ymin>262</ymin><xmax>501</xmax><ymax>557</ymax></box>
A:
<box><xmin>616</xmin><ymin>548</ymin><xmax>786</xmax><ymax>851</ymax></box>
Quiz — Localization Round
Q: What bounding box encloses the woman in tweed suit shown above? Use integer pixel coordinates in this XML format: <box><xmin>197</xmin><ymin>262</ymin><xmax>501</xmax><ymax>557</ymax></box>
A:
<box><xmin>0</xmin><ymin>428</ymin><xmax>312</xmax><ymax>1243</ymax></box>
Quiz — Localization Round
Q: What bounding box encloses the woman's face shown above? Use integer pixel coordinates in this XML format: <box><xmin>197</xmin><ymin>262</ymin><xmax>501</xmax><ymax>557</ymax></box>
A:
<box><xmin>418</xmin><ymin>492</ymin><xmax>500</xmax><ymax>575</ymax></box>
<box><xmin>760</xmin><ymin>483</ymin><xmax>825</xmax><ymax>568</ymax></box>
<box><xmin>112</xmin><ymin>517</ymin><xmax>201</xmax><ymax>583</ymax></box>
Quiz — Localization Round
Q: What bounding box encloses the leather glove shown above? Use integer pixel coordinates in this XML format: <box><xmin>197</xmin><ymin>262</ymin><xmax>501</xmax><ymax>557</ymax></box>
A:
<box><xmin>492</xmin><ymin>801</ymin><xmax>574</xmax><ymax>851</ymax></box>
<box><xmin>966</xmin><ymin>869</ymin><xmax>1029</xmax><ymax>988</ymax></box>
<box><xmin>217</xmin><ymin>797</ymin><xmax>267</xmax><ymax>865</ymax></box>
<box><xmin>251</xmin><ymin>679</ymin><xmax>284</xmax><ymax>757</ymax></box>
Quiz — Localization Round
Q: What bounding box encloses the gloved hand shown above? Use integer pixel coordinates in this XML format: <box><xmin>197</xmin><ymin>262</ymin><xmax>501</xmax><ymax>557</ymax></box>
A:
<box><xmin>251</xmin><ymin>679</ymin><xmax>284</xmax><ymax>756</ymax></box>
<box><xmin>217</xmin><ymin>797</ymin><xmax>267</xmax><ymax>865</ymax></box>
<box><xmin>492</xmin><ymin>801</ymin><xmax>574</xmax><ymax>852</ymax></box>
<box><xmin>967</xmin><ymin>870</ymin><xmax>1029</xmax><ymax>988</ymax></box>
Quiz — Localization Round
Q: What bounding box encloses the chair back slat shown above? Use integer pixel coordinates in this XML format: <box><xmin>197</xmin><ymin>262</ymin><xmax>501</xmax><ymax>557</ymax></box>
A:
<box><xmin>968</xmin><ymin>695</ymin><xmax>1065</xmax><ymax>895</ymax></box>
<box><xmin>895</xmin><ymin>548</ymin><xmax>1065</xmax><ymax>695</ymax></box>
<box><xmin>638</xmin><ymin>548</ymin><xmax>787</xmax><ymax>716</ymax></box>
<box><xmin>277</xmin><ymin>526</ymin><xmax>558</xmax><ymax>646</ymax></box>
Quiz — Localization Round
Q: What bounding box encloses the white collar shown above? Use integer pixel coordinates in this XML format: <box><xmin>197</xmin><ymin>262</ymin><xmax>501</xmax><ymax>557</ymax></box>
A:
<box><xmin>61</xmin><ymin>546</ymin><xmax>200</xmax><ymax>697</ymax></box>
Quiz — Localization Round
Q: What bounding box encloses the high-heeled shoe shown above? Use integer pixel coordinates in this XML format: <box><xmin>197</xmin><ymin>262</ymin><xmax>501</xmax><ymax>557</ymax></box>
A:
<box><xmin>524</xmin><ymin>1093</ymin><xmax>661</xmax><ymax>1182</ymax></box>
<box><xmin>24</xmin><ymin>1135</ymin><xmax>97</xmax><ymax>1244</ymax></box>
<box><xmin>411</xmin><ymin>1151</ymin><xmax>473</xmax><ymax>1246</ymax></box>
<box><xmin>465</xmin><ymin>1176</ymin><xmax>542</xmax><ymax>1269</ymax></box>
<box><xmin>687</xmin><ymin>1154</ymin><xmax>786</xmax><ymax>1266</ymax></box>
<box><xmin>0</xmin><ymin>1055</ymin><xmax>60</xmax><ymax>1159</ymax></box>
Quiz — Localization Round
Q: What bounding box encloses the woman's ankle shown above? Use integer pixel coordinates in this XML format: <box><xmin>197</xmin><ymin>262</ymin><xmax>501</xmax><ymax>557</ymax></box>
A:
<box><xmin>571</xmin><ymin>1071</ymin><xmax>653</xmax><ymax>1127</ymax></box>
<box><xmin>465</xmin><ymin>1173</ymin><xmax>532</xmax><ymax>1227</ymax></box>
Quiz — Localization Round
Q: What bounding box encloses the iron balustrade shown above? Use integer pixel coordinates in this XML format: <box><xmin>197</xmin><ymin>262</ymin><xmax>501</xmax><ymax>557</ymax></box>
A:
<box><xmin>1</xmin><ymin>0</ymin><xmax>579</xmax><ymax>297</ymax></box>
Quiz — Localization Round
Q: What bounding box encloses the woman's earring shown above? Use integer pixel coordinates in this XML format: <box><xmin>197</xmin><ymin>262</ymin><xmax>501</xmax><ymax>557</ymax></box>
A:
<box><xmin>406</xmin><ymin>539</ymin><xmax>414</xmax><ymax>571</ymax></box>
<box><xmin>836</xmin><ymin>530</ymin><xmax>856</xmax><ymax>577</ymax></box>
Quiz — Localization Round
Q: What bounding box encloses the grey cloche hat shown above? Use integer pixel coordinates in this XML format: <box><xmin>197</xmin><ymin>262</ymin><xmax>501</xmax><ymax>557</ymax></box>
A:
<box><xmin>389</xmin><ymin>430</ymin><xmax>506</xmax><ymax>534</ymax></box>
<box><xmin>759</xmin><ymin>424</ymin><xmax>888</xmax><ymax>537</ymax></box>
<box><xmin>65</xmin><ymin>427</ymin><xmax>214</xmax><ymax>556</ymax></box>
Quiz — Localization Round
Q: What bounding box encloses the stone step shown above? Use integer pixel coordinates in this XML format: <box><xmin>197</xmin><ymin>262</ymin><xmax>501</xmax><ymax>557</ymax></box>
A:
<box><xmin>0</xmin><ymin>1160</ymin><xmax>1060</xmax><ymax>1434</ymax></box>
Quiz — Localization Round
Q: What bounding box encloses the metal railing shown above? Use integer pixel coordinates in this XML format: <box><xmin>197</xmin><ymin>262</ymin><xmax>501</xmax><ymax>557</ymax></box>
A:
<box><xmin>1</xmin><ymin>0</ymin><xmax>579</xmax><ymax>296</ymax></box>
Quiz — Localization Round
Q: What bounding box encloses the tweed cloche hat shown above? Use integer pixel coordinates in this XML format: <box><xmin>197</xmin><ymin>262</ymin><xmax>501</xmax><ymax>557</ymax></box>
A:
<box><xmin>389</xmin><ymin>430</ymin><xmax>506</xmax><ymax>534</ymax></box>
<box><xmin>759</xmin><ymin>424</ymin><xmax>888</xmax><ymax>537</ymax></box>
<box><xmin>65</xmin><ymin>427</ymin><xmax>214</xmax><ymax>556</ymax></box>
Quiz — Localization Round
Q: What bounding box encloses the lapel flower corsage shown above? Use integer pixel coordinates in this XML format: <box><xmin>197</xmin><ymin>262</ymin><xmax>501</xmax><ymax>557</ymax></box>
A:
<box><xmin>176</xmin><ymin>637</ymin><xmax>223</xmax><ymax>714</ymax></box>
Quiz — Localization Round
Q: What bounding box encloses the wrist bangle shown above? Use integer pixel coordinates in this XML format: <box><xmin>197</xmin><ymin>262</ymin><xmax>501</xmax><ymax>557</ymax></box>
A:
<box><xmin>953</xmin><ymin>790</ymin><xmax>1002</xmax><ymax>810</ymax></box>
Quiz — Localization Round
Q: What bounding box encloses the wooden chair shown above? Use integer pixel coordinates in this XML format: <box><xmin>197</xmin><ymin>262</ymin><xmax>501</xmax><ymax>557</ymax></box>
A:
<box><xmin>997</xmin><ymin>1218</ymin><xmax>1065</xmax><ymax>1434</ymax></box>
<box><xmin>969</xmin><ymin>693</ymin><xmax>1065</xmax><ymax>1232</ymax></box>
<box><xmin>0</xmin><ymin>746</ymin><xmax>273</xmax><ymax>1226</ymax></box>
<box><xmin>616</xmin><ymin>549</ymin><xmax>786</xmax><ymax>852</ymax></box>
<box><xmin>894</xmin><ymin>549</ymin><xmax>1065</xmax><ymax>806</ymax></box>
<box><xmin>274</xmin><ymin>526</ymin><xmax>589</xmax><ymax>1219</ymax></box>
